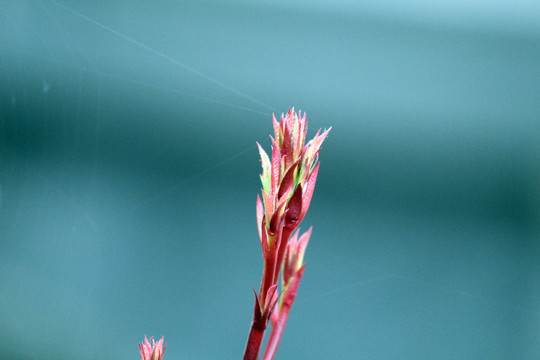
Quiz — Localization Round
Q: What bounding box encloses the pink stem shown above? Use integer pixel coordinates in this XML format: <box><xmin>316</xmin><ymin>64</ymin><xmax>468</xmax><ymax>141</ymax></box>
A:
<box><xmin>263</xmin><ymin>265</ymin><xmax>305</xmax><ymax>360</ymax></box>
<box><xmin>262</xmin><ymin>306</ymin><xmax>291</xmax><ymax>360</ymax></box>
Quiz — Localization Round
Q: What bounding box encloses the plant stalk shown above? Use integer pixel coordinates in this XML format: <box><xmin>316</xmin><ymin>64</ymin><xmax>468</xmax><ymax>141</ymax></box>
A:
<box><xmin>243</xmin><ymin>321</ymin><xmax>265</xmax><ymax>360</ymax></box>
<box><xmin>262</xmin><ymin>307</ymin><xmax>290</xmax><ymax>360</ymax></box>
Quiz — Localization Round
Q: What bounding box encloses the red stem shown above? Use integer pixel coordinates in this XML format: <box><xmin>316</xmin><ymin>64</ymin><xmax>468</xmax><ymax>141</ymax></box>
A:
<box><xmin>273</xmin><ymin>226</ymin><xmax>293</xmax><ymax>282</ymax></box>
<box><xmin>259</xmin><ymin>251</ymin><xmax>276</xmax><ymax>305</ymax></box>
<box><xmin>243</xmin><ymin>241</ymin><xmax>277</xmax><ymax>360</ymax></box>
<box><xmin>243</xmin><ymin>321</ymin><xmax>265</xmax><ymax>360</ymax></box>
<box><xmin>244</xmin><ymin>222</ymin><xmax>294</xmax><ymax>359</ymax></box>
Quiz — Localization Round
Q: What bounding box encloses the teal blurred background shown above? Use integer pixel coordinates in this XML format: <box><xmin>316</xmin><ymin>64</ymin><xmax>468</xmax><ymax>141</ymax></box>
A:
<box><xmin>1</xmin><ymin>1</ymin><xmax>540</xmax><ymax>359</ymax></box>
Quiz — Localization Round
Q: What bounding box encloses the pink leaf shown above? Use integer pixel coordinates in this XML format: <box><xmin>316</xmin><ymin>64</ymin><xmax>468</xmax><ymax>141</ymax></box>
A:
<box><xmin>270</xmin><ymin>139</ymin><xmax>281</xmax><ymax>199</ymax></box>
<box><xmin>272</xmin><ymin>113</ymin><xmax>280</xmax><ymax>144</ymax></box>
<box><xmin>262</xmin><ymin>191</ymin><xmax>273</xmax><ymax>221</ymax></box>
<box><xmin>281</xmin><ymin>264</ymin><xmax>306</xmax><ymax>308</ymax></box>
<box><xmin>300</xmin><ymin>163</ymin><xmax>319</xmax><ymax>220</ymax></box>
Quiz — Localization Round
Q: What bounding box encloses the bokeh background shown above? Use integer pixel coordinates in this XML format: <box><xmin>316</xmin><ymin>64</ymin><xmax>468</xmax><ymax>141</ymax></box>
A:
<box><xmin>1</xmin><ymin>1</ymin><xmax>539</xmax><ymax>359</ymax></box>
